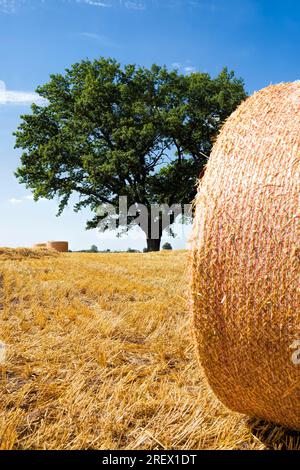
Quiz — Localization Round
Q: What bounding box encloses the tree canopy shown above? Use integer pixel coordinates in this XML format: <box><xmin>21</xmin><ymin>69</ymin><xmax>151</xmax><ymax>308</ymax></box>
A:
<box><xmin>162</xmin><ymin>242</ymin><xmax>173</xmax><ymax>251</ymax></box>
<box><xmin>14</xmin><ymin>57</ymin><xmax>247</xmax><ymax>251</ymax></box>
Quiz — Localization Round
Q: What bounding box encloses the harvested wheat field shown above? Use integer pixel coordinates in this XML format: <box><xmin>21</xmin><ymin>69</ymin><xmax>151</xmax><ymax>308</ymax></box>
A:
<box><xmin>0</xmin><ymin>250</ymin><xmax>299</xmax><ymax>450</ymax></box>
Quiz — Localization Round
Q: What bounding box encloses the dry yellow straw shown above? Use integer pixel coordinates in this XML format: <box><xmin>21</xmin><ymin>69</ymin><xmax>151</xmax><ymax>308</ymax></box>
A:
<box><xmin>190</xmin><ymin>82</ymin><xmax>300</xmax><ymax>430</ymax></box>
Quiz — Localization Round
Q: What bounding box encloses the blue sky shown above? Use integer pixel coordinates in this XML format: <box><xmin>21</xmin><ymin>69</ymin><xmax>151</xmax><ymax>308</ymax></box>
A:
<box><xmin>1</xmin><ymin>0</ymin><xmax>300</xmax><ymax>250</ymax></box>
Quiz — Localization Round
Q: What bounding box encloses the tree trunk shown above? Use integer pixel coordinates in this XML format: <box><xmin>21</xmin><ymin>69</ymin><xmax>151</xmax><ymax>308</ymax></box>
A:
<box><xmin>146</xmin><ymin>238</ymin><xmax>161</xmax><ymax>252</ymax></box>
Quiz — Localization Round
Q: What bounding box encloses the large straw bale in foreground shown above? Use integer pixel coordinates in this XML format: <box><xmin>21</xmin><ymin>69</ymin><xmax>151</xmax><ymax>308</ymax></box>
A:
<box><xmin>190</xmin><ymin>82</ymin><xmax>300</xmax><ymax>430</ymax></box>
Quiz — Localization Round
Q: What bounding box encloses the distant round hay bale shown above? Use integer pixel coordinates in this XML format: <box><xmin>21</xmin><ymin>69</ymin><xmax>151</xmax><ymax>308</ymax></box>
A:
<box><xmin>190</xmin><ymin>82</ymin><xmax>300</xmax><ymax>430</ymax></box>
<box><xmin>47</xmin><ymin>241</ymin><xmax>69</xmax><ymax>253</ymax></box>
<box><xmin>33</xmin><ymin>243</ymin><xmax>47</xmax><ymax>249</ymax></box>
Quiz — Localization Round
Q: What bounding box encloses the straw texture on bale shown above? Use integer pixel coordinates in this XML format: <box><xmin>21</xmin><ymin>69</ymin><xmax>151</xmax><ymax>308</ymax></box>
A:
<box><xmin>33</xmin><ymin>243</ymin><xmax>47</xmax><ymax>249</ymax></box>
<box><xmin>190</xmin><ymin>82</ymin><xmax>300</xmax><ymax>430</ymax></box>
<box><xmin>47</xmin><ymin>241</ymin><xmax>69</xmax><ymax>253</ymax></box>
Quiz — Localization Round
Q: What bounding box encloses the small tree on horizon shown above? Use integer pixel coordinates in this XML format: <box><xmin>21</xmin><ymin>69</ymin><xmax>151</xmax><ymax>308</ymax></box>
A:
<box><xmin>14</xmin><ymin>58</ymin><xmax>247</xmax><ymax>251</ymax></box>
<box><xmin>162</xmin><ymin>242</ymin><xmax>172</xmax><ymax>250</ymax></box>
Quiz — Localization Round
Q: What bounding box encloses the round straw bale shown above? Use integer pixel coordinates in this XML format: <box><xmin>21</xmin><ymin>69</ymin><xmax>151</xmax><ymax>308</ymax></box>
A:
<box><xmin>47</xmin><ymin>241</ymin><xmax>69</xmax><ymax>253</ymax></box>
<box><xmin>190</xmin><ymin>82</ymin><xmax>300</xmax><ymax>430</ymax></box>
<box><xmin>33</xmin><ymin>243</ymin><xmax>47</xmax><ymax>249</ymax></box>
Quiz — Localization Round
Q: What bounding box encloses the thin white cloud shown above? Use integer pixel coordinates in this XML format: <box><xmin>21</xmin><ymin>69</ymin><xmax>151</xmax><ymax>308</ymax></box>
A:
<box><xmin>77</xmin><ymin>0</ymin><xmax>112</xmax><ymax>7</ymax></box>
<box><xmin>9</xmin><ymin>198</ymin><xmax>23</xmax><ymax>204</ymax></box>
<box><xmin>8</xmin><ymin>195</ymin><xmax>49</xmax><ymax>205</ymax></box>
<box><xmin>78</xmin><ymin>32</ymin><xmax>119</xmax><ymax>47</ymax></box>
<box><xmin>0</xmin><ymin>0</ymin><xmax>114</xmax><ymax>14</ymax></box>
<box><xmin>25</xmin><ymin>194</ymin><xmax>49</xmax><ymax>203</ymax></box>
<box><xmin>171</xmin><ymin>62</ymin><xmax>182</xmax><ymax>69</ymax></box>
<box><xmin>0</xmin><ymin>0</ymin><xmax>17</xmax><ymax>13</ymax></box>
<box><xmin>78</xmin><ymin>0</ymin><xmax>146</xmax><ymax>10</ymax></box>
<box><xmin>0</xmin><ymin>0</ymin><xmax>222</xmax><ymax>15</ymax></box>
<box><xmin>123</xmin><ymin>1</ymin><xmax>145</xmax><ymax>10</ymax></box>
<box><xmin>184</xmin><ymin>66</ymin><xmax>196</xmax><ymax>75</ymax></box>
<box><xmin>0</xmin><ymin>80</ymin><xmax>45</xmax><ymax>106</ymax></box>
<box><xmin>78</xmin><ymin>0</ymin><xmax>146</xmax><ymax>9</ymax></box>
<box><xmin>0</xmin><ymin>0</ymin><xmax>148</xmax><ymax>12</ymax></box>
<box><xmin>171</xmin><ymin>62</ymin><xmax>197</xmax><ymax>74</ymax></box>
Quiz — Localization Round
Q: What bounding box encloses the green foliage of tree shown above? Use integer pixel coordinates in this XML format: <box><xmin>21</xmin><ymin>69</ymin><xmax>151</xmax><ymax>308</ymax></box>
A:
<box><xmin>14</xmin><ymin>58</ymin><xmax>247</xmax><ymax>251</ymax></box>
